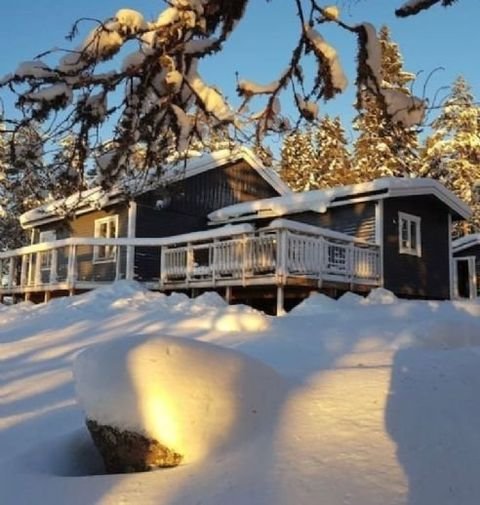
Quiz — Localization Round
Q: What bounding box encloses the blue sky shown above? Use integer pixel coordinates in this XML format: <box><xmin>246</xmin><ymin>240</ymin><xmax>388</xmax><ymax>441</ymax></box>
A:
<box><xmin>1</xmin><ymin>0</ymin><xmax>479</xmax><ymax>145</ymax></box>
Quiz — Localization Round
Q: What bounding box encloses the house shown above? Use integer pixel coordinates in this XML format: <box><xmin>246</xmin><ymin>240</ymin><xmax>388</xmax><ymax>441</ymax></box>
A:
<box><xmin>207</xmin><ymin>176</ymin><xmax>471</xmax><ymax>302</ymax></box>
<box><xmin>452</xmin><ymin>234</ymin><xmax>480</xmax><ymax>299</ymax></box>
<box><xmin>0</xmin><ymin>149</ymin><xmax>471</xmax><ymax>314</ymax></box>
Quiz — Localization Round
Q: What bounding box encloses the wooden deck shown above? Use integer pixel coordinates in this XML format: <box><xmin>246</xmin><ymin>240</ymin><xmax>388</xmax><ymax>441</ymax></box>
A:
<box><xmin>0</xmin><ymin>220</ymin><xmax>381</xmax><ymax>313</ymax></box>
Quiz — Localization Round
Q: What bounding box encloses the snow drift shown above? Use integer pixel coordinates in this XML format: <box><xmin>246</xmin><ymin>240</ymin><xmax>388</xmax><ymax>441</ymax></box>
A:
<box><xmin>2</xmin><ymin>282</ymin><xmax>480</xmax><ymax>504</ymax></box>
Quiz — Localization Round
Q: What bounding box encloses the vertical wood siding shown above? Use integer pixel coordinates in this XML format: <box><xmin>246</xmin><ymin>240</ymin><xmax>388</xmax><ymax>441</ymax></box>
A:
<box><xmin>133</xmin><ymin>160</ymin><xmax>281</xmax><ymax>280</ymax></box>
<box><xmin>283</xmin><ymin>202</ymin><xmax>376</xmax><ymax>242</ymax></box>
<box><xmin>383</xmin><ymin>196</ymin><xmax>450</xmax><ymax>299</ymax></box>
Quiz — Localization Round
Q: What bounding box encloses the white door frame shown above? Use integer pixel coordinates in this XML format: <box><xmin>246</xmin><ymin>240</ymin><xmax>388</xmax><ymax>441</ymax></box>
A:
<box><xmin>453</xmin><ymin>256</ymin><xmax>477</xmax><ymax>299</ymax></box>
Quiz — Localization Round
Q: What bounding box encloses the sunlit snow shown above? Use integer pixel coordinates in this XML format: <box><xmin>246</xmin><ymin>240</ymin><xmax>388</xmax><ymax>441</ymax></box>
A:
<box><xmin>1</xmin><ymin>281</ymin><xmax>480</xmax><ymax>504</ymax></box>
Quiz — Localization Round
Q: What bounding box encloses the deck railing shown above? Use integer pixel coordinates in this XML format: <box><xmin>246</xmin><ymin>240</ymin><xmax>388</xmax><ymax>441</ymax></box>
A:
<box><xmin>0</xmin><ymin>221</ymin><xmax>381</xmax><ymax>295</ymax></box>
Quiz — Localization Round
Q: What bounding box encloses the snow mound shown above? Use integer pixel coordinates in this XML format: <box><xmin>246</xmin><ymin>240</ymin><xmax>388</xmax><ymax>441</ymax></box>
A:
<box><xmin>74</xmin><ymin>335</ymin><xmax>286</xmax><ymax>463</ymax></box>
<box><xmin>288</xmin><ymin>292</ymin><xmax>338</xmax><ymax>316</ymax></box>
<box><xmin>212</xmin><ymin>304</ymin><xmax>270</xmax><ymax>332</ymax></box>
<box><xmin>70</xmin><ymin>280</ymin><xmax>151</xmax><ymax>309</ymax></box>
<box><xmin>191</xmin><ymin>291</ymin><xmax>227</xmax><ymax>308</ymax></box>
<box><xmin>337</xmin><ymin>291</ymin><xmax>366</xmax><ymax>305</ymax></box>
<box><xmin>366</xmin><ymin>288</ymin><xmax>398</xmax><ymax>305</ymax></box>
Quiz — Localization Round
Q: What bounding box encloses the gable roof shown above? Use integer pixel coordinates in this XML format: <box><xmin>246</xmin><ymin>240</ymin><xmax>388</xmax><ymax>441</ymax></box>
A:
<box><xmin>452</xmin><ymin>234</ymin><xmax>480</xmax><ymax>253</ymax></box>
<box><xmin>20</xmin><ymin>147</ymin><xmax>291</xmax><ymax>229</ymax></box>
<box><xmin>208</xmin><ymin>177</ymin><xmax>472</xmax><ymax>224</ymax></box>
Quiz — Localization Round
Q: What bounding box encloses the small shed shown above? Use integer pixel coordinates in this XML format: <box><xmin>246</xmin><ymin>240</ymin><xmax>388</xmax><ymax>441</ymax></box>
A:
<box><xmin>452</xmin><ymin>234</ymin><xmax>480</xmax><ymax>299</ymax></box>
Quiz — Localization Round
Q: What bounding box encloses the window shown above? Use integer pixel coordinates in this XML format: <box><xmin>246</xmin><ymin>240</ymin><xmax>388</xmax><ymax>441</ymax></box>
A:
<box><xmin>398</xmin><ymin>212</ymin><xmax>421</xmax><ymax>257</ymax></box>
<box><xmin>39</xmin><ymin>230</ymin><xmax>56</xmax><ymax>269</ymax></box>
<box><xmin>93</xmin><ymin>215</ymin><xmax>118</xmax><ymax>262</ymax></box>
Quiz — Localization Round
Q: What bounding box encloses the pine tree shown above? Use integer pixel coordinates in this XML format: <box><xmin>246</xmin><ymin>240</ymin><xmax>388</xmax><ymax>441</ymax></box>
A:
<box><xmin>421</xmin><ymin>76</ymin><xmax>480</xmax><ymax>232</ymax></box>
<box><xmin>0</xmin><ymin>3</ymin><xmax>441</xmax><ymax>192</ymax></box>
<box><xmin>0</xmin><ymin>122</ymin><xmax>47</xmax><ymax>250</ymax></box>
<box><xmin>279</xmin><ymin>127</ymin><xmax>317</xmax><ymax>191</ymax></box>
<box><xmin>312</xmin><ymin>116</ymin><xmax>356</xmax><ymax>188</ymax></box>
<box><xmin>280</xmin><ymin>116</ymin><xmax>355</xmax><ymax>191</ymax></box>
<box><xmin>352</xmin><ymin>26</ymin><xmax>421</xmax><ymax>180</ymax></box>
<box><xmin>0</xmin><ymin>121</ymin><xmax>27</xmax><ymax>250</ymax></box>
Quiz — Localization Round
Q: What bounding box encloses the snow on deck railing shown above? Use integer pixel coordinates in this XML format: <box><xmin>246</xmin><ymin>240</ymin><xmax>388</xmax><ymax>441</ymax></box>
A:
<box><xmin>0</xmin><ymin>222</ymin><xmax>380</xmax><ymax>293</ymax></box>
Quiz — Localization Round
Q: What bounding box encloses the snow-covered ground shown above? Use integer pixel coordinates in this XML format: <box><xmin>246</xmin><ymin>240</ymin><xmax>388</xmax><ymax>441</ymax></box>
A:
<box><xmin>1</xmin><ymin>281</ymin><xmax>480</xmax><ymax>505</ymax></box>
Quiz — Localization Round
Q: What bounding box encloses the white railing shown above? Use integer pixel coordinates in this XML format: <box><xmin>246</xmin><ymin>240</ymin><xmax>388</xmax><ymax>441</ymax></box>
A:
<box><xmin>0</xmin><ymin>222</ymin><xmax>381</xmax><ymax>294</ymax></box>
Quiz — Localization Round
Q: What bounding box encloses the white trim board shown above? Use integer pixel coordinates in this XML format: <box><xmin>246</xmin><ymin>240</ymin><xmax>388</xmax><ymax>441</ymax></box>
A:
<box><xmin>208</xmin><ymin>177</ymin><xmax>471</xmax><ymax>225</ymax></box>
<box><xmin>452</xmin><ymin>233</ymin><xmax>480</xmax><ymax>253</ymax></box>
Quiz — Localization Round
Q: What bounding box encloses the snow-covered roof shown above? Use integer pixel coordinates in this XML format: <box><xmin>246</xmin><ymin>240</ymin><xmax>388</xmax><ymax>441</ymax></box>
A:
<box><xmin>452</xmin><ymin>234</ymin><xmax>480</xmax><ymax>254</ymax></box>
<box><xmin>20</xmin><ymin>147</ymin><xmax>291</xmax><ymax>228</ymax></box>
<box><xmin>208</xmin><ymin>177</ymin><xmax>472</xmax><ymax>224</ymax></box>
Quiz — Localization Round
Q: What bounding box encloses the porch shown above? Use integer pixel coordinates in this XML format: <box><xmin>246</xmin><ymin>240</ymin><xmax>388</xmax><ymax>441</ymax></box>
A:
<box><xmin>0</xmin><ymin>220</ymin><xmax>381</xmax><ymax>314</ymax></box>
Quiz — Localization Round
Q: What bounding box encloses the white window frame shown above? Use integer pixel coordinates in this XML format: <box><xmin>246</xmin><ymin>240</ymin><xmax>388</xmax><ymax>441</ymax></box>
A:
<box><xmin>93</xmin><ymin>215</ymin><xmax>119</xmax><ymax>263</ymax></box>
<box><xmin>398</xmin><ymin>211</ymin><xmax>421</xmax><ymax>257</ymax></box>
<box><xmin>39</xmin><ymin>230</ymin><xmax>56</xmax><ymax>269</ymax></box>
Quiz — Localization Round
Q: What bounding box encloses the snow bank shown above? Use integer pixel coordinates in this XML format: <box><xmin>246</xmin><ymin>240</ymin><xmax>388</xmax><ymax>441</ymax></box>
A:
<box><xmin>288</xmin><ymin>292</ymin><xmax>338</xmax><ymax>316</ymax></box>
<box><xmin>3</xmin><ymin>282</ymin><xmax>480</xmax><ymax>504</ymax></box>
<box><xmin>74</xmin><ymin>335</ymin><xmax>286</xmax><ymax>463</ymax></box>
<box><xmin>365</xmin><ymin>287</ymin><xmax>398</xmax><ymax>305</ymax></box>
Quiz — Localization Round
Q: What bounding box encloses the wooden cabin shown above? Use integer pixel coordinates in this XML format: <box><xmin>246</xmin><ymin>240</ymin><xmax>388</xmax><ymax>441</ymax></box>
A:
<box><xmin>0</xmin><ymin>149</ymin><xmax>471</xmax><ymax>313</ymax></box>
<box><xmin>452</xmin><ymin>234</ymin><xmax>480</xmax><ymax>299</ymax></box>
<box><xmin>208</xmin><ymin>177</ymin><xmax>471</xmax><ymax>302</ymax></box>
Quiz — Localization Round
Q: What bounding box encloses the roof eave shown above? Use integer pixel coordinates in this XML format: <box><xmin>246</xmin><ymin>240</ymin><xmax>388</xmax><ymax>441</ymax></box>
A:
<box><xmin>20</xmin><ymin>147</ymin><xmax>290</xmax><ymax>229</ymax></box>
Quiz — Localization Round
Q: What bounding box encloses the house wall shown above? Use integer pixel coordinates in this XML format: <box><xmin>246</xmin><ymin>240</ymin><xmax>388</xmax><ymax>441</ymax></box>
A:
<box><xmin>133</xmin><ymin>159</ymin><xmax>281</xmax><ymax>281</ymax></box>
<box><xmin>28</xmin><ymin>160</ymin><xmax>280</xmax><ymax>284</ymax></box>
<box><xmin>33</xmin><ymin>204</ymin><xmax>129</xmax><ymax>282</ymax></box>
<box><xmin>278</xmin><ymin>201</ymin><xmax>377</xmax><ymax>242</ymax></box>
<box><xmin>382</xmin><ymin>196</ymin><xmax>451</xmax><ymax>299</ymax></box>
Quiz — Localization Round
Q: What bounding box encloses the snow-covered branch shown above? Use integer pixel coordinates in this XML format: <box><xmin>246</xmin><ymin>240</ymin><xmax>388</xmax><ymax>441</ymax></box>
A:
<box><xmin>0</xmin><ymin>0</ymin><xmax>459</xmax><ymax>193</ymax></box>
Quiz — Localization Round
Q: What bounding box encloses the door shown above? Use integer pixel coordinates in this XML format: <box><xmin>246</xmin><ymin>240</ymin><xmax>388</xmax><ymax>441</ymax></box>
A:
<box><xmin>454</xmin><ymin>257</ymin><xmax>476</xmax><ymax>299</ymax></box>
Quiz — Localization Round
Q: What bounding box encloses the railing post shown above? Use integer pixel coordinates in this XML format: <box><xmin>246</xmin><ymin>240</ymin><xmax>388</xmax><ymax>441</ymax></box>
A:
<box><xmin>241</xmin><ymin>234</ymin><xmax>247</xmax><ymax>286</ymax></box>
<box><xmin>115</xmin><ymin>245</ymin><xmax>122</xmax><ymax>281</ymax></box>
<box><xmin>20</xmin><ymin>255</ymin><xmax>28</xmax><ymax>287</ymax></box>
<box><xmin>212</xmin><ymin>240</ymin><xmax>217</xmax><ymax>285</ymax></box>
<box><xmin>27</xmin><ymin>253</ymin><xmax>34</xmax><ymax>286</ymax></box>
<box><xmin>159</xmin><ymin>246</ymin><xmax>166</xmax><ymax>289</ymax></box>
<box><xmin>50</xmin><ymin>248</ymin><xmax>58</xmax><ymax>284</ymax></box>
<box><xmin>67</xmin><ymin>244</ymin><xmax>77</xmax><ymax>289</ymax></box>
<box><xmin>276</xmin><ymin>229</ymin><xmax>288</xmax><ymax>283</ymax></box>
<box><xmin>8</xmin><ymin>257</ymin><xmax>15</xmax><ymax>289</ymax></box>
<box><xmin>186</xmin><ymin>243</ymin><xmax>193</xmax><ymax>284</ymax></box>
<box><xmin>317</xmin><ymin>236</ymin><xmax>324</xmax><ymax>277</ymax></box>
<box><xmin>34</xmin><ymin>253</ymin><xmax>42</xmax><ymax>286</ymax></box>
<box><xmin>126</xmin><ymin>243</ymin><xmax>135</xmax><ymax>281</ymax></box>
<box><xmin>348</xmin><ymin>243</ymin><xmax>355</xmax><ymax>281</ymax></box>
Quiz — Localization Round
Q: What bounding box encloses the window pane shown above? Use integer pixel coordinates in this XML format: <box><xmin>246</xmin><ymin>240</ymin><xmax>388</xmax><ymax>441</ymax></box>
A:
<box><xmin>109</xmin><ymin>221</ymin><xmax>116</xmax><ymax>238</ymax></box>
<box><xmin>410</xmin><ymin>221</ymin><xmax>416</xmax><ymax>249</ymax></box>
<box><xmin>401</xmin><ymin>220</ymin><xmax>409</xmax><ymax>248</ymax></box>
<box><xmin>94</xmin><ymin>217</ymin><xmax>117</xmax><ymax>260</ymax></box>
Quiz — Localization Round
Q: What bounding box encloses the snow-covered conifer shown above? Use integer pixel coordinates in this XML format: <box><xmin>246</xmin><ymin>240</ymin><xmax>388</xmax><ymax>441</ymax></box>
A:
<box><xmin>313</xmin><ymin>117</ymin><xmax>356</xmax><ymax>188</ymax></box>
<box><xmin>0</xmin><ymin>121</ymin><xmax>57</xmax><ymax>250</ymax></box>
<box><xmin>353</xmin><ymin>26</ymin><xmax>421</xmax><ymax>181</ymax></box>
<box><xmin>0</xmin><ymin>1</ymin><xmax>439</xmax><ymax>196</ymax></box>
<box><xmin>280</xmin><ymin>128</ymin><xmax>318</xmax><ymax>191</ymax></box>
<box><xmin>280</xmin><ymin>116</ymin><xmax>354</xmax><ymax>191</ymax></box>
<box><xmin>421</xmin><ymin>76</ymin><xmax>480</xmax><ymax>233</ymax></box>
